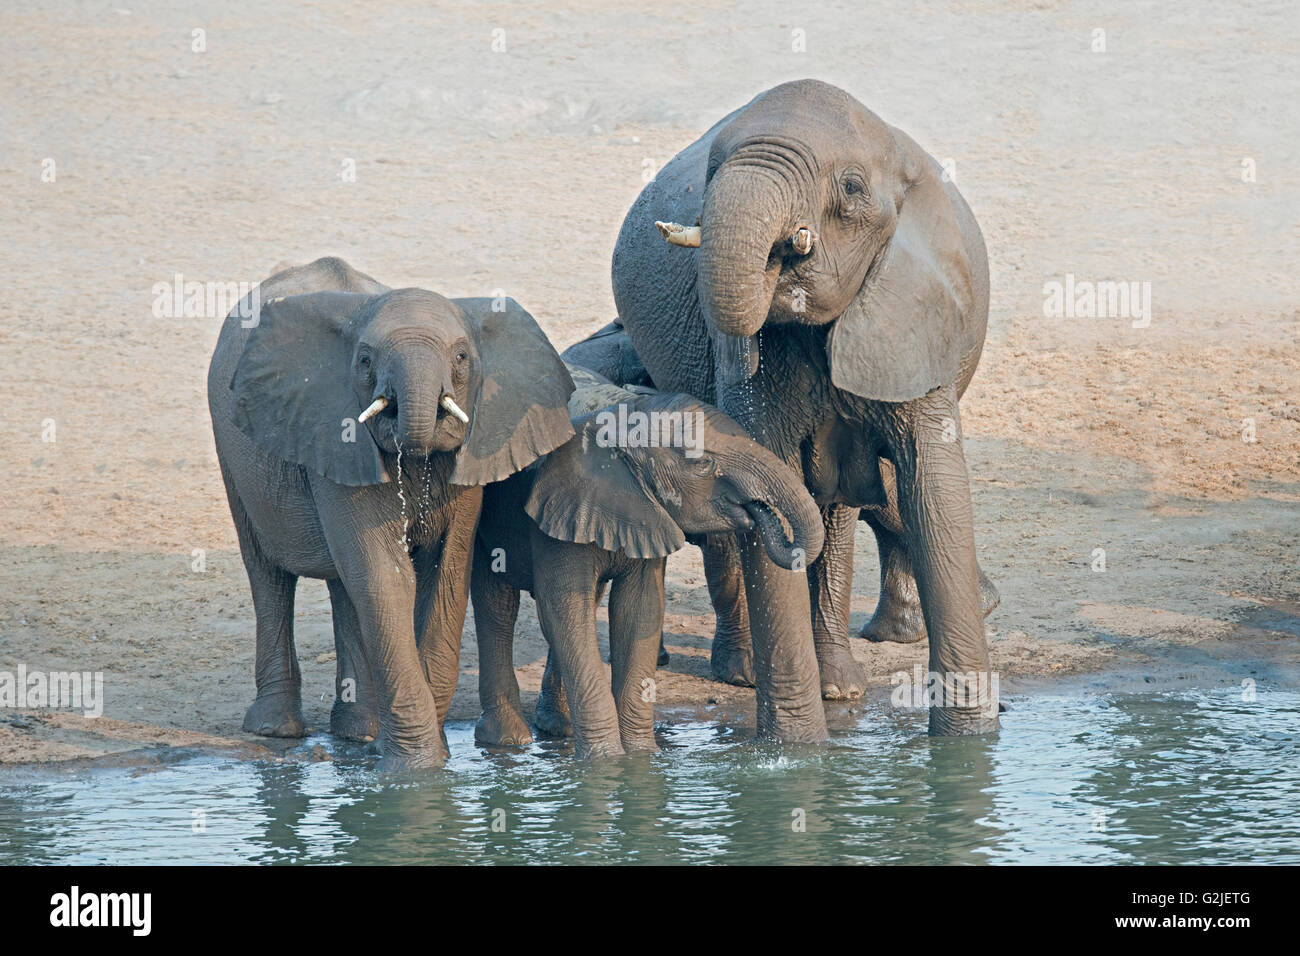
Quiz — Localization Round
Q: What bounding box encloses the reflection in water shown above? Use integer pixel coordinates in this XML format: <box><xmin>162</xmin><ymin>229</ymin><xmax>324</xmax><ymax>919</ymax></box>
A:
<box><xmin>1</xmin><ymin>688</ymin><xmax>1297</xmax><ymax>865</ymax></box>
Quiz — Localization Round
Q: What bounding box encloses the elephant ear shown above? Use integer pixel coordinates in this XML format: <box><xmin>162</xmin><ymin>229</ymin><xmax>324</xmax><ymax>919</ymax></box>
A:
<box><xmin>827</xmin><ymin>143</ymin><xmax>978</xmax><ymax>403</ymax></box>
<box><xmin>450</xmin><ymin>297</ymin><xmax>576</xmax><ymax>485</ymax></box>
<box><xmin>524</xmin><ymin>414</ymin><xmax>686</xmax><ymax>559</ymax></box>
<box><xmin>230</xmin><ymin>291</ymin><xmax>389</xmax><ymax>486</ymax></box>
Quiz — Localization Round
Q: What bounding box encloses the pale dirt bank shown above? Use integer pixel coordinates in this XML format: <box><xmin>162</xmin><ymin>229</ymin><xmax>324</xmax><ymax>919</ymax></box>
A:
<box><xmin>1</xmin><ymin>1</ymin><xmax>1297</xmax><ymax>763</ymax></box>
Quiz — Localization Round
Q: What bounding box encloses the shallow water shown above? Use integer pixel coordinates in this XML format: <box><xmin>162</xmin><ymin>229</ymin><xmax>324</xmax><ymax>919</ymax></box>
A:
<box><xmin>2</xmin><ymin>687</ymin><xmax>1297</xmax><ymax>865</ymax></box>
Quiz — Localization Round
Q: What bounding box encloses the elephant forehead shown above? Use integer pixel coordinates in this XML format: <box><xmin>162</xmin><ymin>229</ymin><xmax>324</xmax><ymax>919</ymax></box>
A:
<box><xmin>721</xmin><ymin>82</ymin><xmax>898</xmax><ymax>170</ymax></box>
<box><xmin>365</xmin><ymin>288</ymin><xmax>464</xmax><ymax>336</ymax></box>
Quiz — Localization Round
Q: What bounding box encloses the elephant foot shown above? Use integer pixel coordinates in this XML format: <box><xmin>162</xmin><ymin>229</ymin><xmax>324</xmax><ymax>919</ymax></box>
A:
<box><xmin>755</xmin><ymin>703</ymin><xmax>829</xmax><ymax>744</ymax></box>
<box><xmin>862</xmin><ymin>569</ymin><xmax>1001</xmax><ymax>644</ymax></box>
<box><xmin>574</xmin><ymin>734</ymin><xmax>626</xmax><ymax>760</ymax></box>
<box><xmin>533</xmin><ymin>684</ymin><xmax>573</xmax><ymax>738</ymax></box>
<box><xmin>657</xmin><ymin>637</ymin><xmax>670</xmax><ymax>668</ymax></box>
<box><xmin>376</xmin><ymin>745</ymin><xmax>447</xmax><ymax>773</ymax></box>
<box><xmin>621</xmin><ymin>734</ymin><xmax>660</xmax><ymax>754</ymax></box>
<box><xmin>928</xmin><ymin>705</ymin><xmax>1000</xmax><ymax>737</ymax></box>
<box><xmin>817</xmin><ymin>643</ymin><xmax>867</xmax><ymax>700</ymax></box>
<box><xmin>375</xmin><ymin>725</ymin><xmax>448</xmax><ymax>771</ymax></box>
<box><xmin>242</xmin><ymin>690</ymin><xmax>307</xmax><ymax>738</ymax></box>
<box><xmin>860</xmin><ymin>594</ymin><xmax>927</xmax><ymax>644</ymax></box>
<box><xmin>330</xmin><ymin>699</ymin><xmax>379</xmax><ymax>743</ymax></box>
<box><xmin>710</xmin><ymin>630</ymin><xmax>755</xmax><ymax>687</ymax></box>
<box><xmin>475</xmin><ymin>704</ymin><xmax>534</xmax><ymax>748</ymax></box>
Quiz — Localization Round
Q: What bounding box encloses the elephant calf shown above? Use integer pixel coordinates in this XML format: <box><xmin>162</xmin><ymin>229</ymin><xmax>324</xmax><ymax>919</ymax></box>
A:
<box><xmin>472</xmin><ymin>367</ymin><xmax>823</xmax><ymax>759</ymax></box>
<box><xmin>208</xmin><ymin>257</ymin><xmax>574</xmax><ymax>770</ymax></box>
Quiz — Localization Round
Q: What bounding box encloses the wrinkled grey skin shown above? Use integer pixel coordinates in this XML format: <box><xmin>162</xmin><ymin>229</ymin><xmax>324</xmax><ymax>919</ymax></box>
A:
<box><xmin>472</xmin><ymin>369</ymin><xmax>824</xmax><ymax>758</ymax></box>
<box><xmin>560</xmin><ymin>321</ymin><xmax>655</xmax><ymax>389</ymax></box>
<box><xmin>208</xmin><ymin>257</ymin><xmax>574</xmax><ymax>770</ymax></box>
<box><xmin>562</xmin><ymin>322</ymin><xmax>1001</xmax><ymax>655</ymax></box>
<box><xmin>559</xmin><ymin>328</ymin><xmax>668</xmax><ymax>668</ymax></box>
<box><xmin>612</xmin><ymin>80</ymin><xmax>1000</xmax><ymax>737</ymax></box>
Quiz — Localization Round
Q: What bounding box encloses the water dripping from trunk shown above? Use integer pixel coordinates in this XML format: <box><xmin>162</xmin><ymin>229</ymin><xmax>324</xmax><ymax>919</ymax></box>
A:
<box><xmin>395</xmin><ymin>445</ymin><xmax>409</xmax><ymax>551</ymax></box>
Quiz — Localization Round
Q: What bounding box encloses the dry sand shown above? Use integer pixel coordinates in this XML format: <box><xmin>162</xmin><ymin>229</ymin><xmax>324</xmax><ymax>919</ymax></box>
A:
<box><xmin>1</xmin><ymin>1</ymin><xmax>1297</xmax><ymax>763</ymax></box>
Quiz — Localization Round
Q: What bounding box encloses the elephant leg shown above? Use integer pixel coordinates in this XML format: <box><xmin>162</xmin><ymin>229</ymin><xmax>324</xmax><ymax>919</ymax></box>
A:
<box><xmin>860</xmin><ymin>496</ymin><xmax>1001</xmax><ymax>645</ymax></box>
<box><xmin>589</xmin><ymin>581</ymin><xmax>668</xmax><ymax>667</ymax></box>
<box><xmin>703</xmin><ymin>535</ymin><xmax>755</xmax><ymax>686</ymax></box>
<box><xmin>336</xmin><ymin>569</ymin><xmax>443</xmax><ymax>769</ymax></box>
<box><xmin>314</xmin><ymin>488</ymin><xmax>445</xmax><ymax>770</ymax></box>
<box><xmin>859</xmin><ymin>508</ymin><xmax>928</xmax><ymax>644</ymax></box>
<box><xmin>239</xmin><ymin>544</ymin><xmax>305</xmax><ymax>739</ymax></box>
<box><xmin>737</xmin><ymin>530</ymin><xmax>828</xmax><ymax>743</ymax></box>
<box><xmin>413</xmin><ymin>487</ymin><xmax>481</xmax><ymax>732</ymax></box>
<box><xmin>534</xmin><ymin>647</ymin><xmax>572</xmax><ymax>738</ymax></box>
<box><xmin>327</xmin><ymin>577</ymin><xmax>379</xmax><ymax>742</ymax></box>
<box><xmin>808</xmin><ymin>504</ymin><xmax>867</xmax><ymax>700</ymax></box>
<box><xmin>886</xmin><ymin>387</ymin><xmax>999</xmax><ymax>736</ymax></box>
<box><xmin>535</xmin><ymin>577</ymin><xmax>605</xmax><ymax>737</ymax></box>
<box><xmin>608</xmin><ymin>559</ymin><xmax>665</xmax><ymax>753</ymax></box>
<box><xmin>471</xmin><ymin>544</ymin><xmax>531</xmax><ymax>748</ymax></box>
<box><xmin>532</xmin><ymin>537</ymin><xmax>623</xmax><ymax>758</ymax></box>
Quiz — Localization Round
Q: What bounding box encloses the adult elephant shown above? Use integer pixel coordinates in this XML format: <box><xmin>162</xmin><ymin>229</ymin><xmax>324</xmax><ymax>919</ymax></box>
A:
<box><xmin>612</xmin><ymin>79</ymin><xmax>999</xmax><ymax>737</ymax></box>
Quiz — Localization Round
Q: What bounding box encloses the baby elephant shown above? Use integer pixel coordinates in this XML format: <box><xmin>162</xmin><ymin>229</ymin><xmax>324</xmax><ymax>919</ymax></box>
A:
<box><xmin>472</xmin><ymin>368</ymin><xmax>824</xmax><ymax>758</ymax></box>
<box><xmin>208</xmin><ymin>257</ymin><xmax>574</xmax><ymax>771</ymax></box>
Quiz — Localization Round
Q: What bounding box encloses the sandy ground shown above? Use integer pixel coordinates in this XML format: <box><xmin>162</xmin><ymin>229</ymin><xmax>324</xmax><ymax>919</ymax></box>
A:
<box><xmin>1</xmin><ymin>1</ymin><xmax>1297</xmax><ymax>764</ymax></box>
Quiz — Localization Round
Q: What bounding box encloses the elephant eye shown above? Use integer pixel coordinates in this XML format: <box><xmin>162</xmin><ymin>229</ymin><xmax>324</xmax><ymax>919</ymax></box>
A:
<box><xmin>454</xmin><ymin>348</ymin><xmax>468</xmax><ymax>364</ymax></box>
<box><xmin>843</xmin><ymin>177</ymin><xmax>865</xmax><ymax>197</ymax></box>
<box><xmin>357</xmin><ymin>352</ymin><xmax>371</xmax><ymax>368</ymax></box>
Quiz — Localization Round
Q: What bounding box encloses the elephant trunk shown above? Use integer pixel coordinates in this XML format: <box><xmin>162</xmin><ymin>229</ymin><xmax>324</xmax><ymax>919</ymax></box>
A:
<box><xmin>733</xmin><ymin>467</ymin><xmax>825</xmax><ymax>571</ymax></box>
<box><xmin>696</xmin><ymin>164</ymin><xmax>793</xmax><ymax>340</ymax></box>
<box><xmin>389</xmin><ymin>357</ymin><xmax>445</xmax><ymax>456</ymax></box>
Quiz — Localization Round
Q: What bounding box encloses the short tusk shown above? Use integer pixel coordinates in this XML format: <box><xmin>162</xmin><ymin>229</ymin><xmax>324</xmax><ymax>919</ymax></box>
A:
<box><xmin>791</xmin><ymin>227</ymin><xmax>814</xmax><ymax>256</ymax></box>
<box><xmin>655</xmin><ymin>221</ymin><xmax>702</xmax><ymax>248</ymax></box>
<box><xmin>440</xmin><ymin>394</ymin><xmax>470</xmax><ymax>424</ymax></box>
<box><xmin>357</xmin><ymin>396</ymin><xmax>388</xmax><ymax>423</ymax></box>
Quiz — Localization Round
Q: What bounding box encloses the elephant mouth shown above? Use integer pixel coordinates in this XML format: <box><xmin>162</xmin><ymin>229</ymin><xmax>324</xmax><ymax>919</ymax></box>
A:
<box><xmin>742</xmin><ymin>499</ymin><xmax>806</xmax><ymax>570</ymax></box>
<box><xmin>366</xmin><ymin>393</ymin><xmax>470</xmax><ymax>456</ymax></box>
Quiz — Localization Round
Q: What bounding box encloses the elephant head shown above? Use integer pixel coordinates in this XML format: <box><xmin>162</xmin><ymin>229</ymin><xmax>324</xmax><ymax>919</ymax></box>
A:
<box><xmin>666</xmin><ymin>79</ymin><xmax>982</xmax><ymax>400</ymax></box>
<box><xmin>525</xmin><ymin>390</ymin><xmax>824</xmax><ymax>569</ymax></box>
<box><xmin>229</xmin><ymin>289</ymin><xmax>575</xmax><ymax>486</ymax></box>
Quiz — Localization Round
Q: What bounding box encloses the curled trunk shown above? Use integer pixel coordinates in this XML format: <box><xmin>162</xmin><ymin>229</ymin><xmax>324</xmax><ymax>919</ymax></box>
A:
<box><xmin>741</xmin><ymin>482</ymin><xmax>824</xmax><ymax>571</ymax></box>
<box><xmin>696</xmin><ymin>165</ymin><xmax>790</xmax><ymax>340</ymax></box>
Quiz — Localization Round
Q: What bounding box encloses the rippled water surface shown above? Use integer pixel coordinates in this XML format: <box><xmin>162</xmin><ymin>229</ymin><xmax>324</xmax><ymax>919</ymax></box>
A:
<box><xmin>2</xmin><ymin>688</ymin><xmax>1297</xmax><ymax>864</ymax></box>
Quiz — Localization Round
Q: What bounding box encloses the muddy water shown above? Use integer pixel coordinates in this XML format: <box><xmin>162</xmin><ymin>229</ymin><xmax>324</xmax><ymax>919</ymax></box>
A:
<box><xmin>1</xmin><ymin>687</ymin><xmax>1297</xmax><ymax>865</ymax></box>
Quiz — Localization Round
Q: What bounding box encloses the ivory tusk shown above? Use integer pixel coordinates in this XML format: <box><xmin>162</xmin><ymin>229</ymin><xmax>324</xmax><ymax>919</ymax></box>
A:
<box><xmin>357</xmin><ymin>396</ymin><xmax>388</xmax><ymax>423</ymax></box>
<box><xmin>791</xmin><ymin>227</ymin><xmax>814</xmax><ymax>256</ymax></box>
<box><xmin>655</xmin><ymin>221</ymin><xmax>702</xmax><ymax>248</ymax></box>
<box><xmin>440</xmin><ymin>394</ymin><xmax>470</xmax><ymax>424</ymax></box>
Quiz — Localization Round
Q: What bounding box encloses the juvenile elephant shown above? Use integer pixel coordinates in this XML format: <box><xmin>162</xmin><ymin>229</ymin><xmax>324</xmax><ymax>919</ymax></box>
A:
<box><xmin>613</xmin><ymin>79</ymin><xmax>1001</xmax><ymax>737</ymax></box>
<box><xmin>561</xmin><ymin>321</ymin><xmax>1001</xmax><ymax>652</ymax></box>
<box><xmin>208</xmin><ymin>257</ymin><xmax>574</xmax><ymax>770</ymax></box>
<box><xmin>472</xmin><ymin>367</ymin><xmax>824</xmax><ymax>758</ymax></box>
